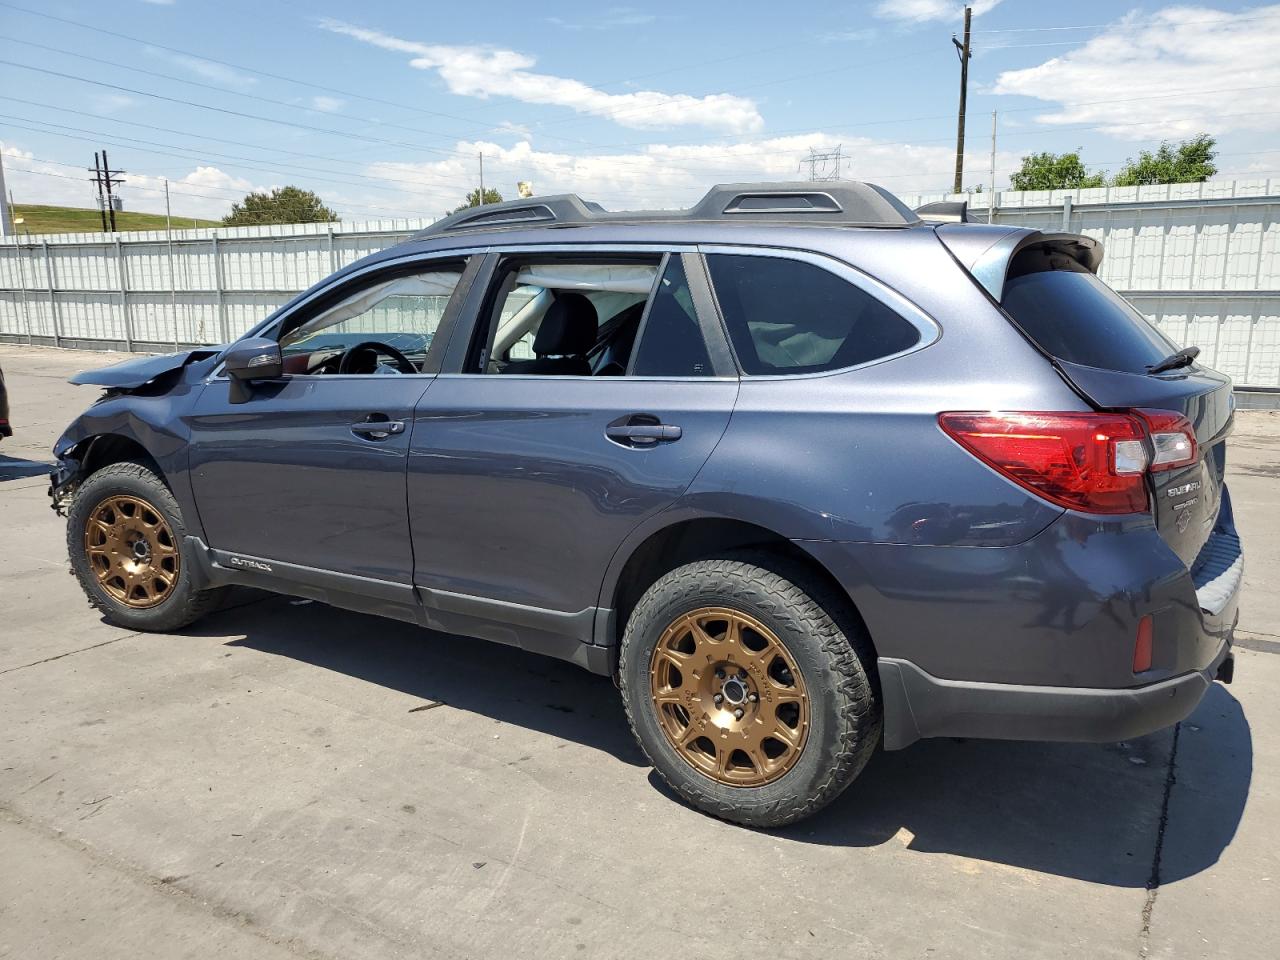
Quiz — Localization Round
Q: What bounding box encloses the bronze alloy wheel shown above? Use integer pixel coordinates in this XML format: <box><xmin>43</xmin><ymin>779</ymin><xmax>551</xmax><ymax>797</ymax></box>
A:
<box><xmin>649</xmin><ymin>607</ymin><xmax>811</xmax><ymax>787</ymax></box>
<box><xmin>84</xmin><ymin>494</ymin><xmax>180</xmax><ymax>608</ymax></box>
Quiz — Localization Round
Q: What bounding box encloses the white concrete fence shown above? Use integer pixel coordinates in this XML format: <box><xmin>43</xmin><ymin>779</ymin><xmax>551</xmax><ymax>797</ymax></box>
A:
<box><xmin>2</xmin><ymin>179</ymin><xmax>1279</xmax><ymax>388</ymax></box>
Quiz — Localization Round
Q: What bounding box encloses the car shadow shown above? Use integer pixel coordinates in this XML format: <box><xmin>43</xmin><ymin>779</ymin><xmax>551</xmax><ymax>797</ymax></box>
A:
<box><xmin>191</xmin><ymin>595</ymin><xmax>647</xmax><ymax>766</ymax></box>
<box><xmin>0</xmin><ymin>454</ymin><xmax>53</xmax><ymax>481</ymax></box>
<box><xmin>768</xmin><ymin>682</ymin><xmax>1251</xmax><ymax>886</ymax></box>
<box><xmin>192</xmin><ymin>597</ymin><xmax>1251</xmax><ymax>886</ymax></box>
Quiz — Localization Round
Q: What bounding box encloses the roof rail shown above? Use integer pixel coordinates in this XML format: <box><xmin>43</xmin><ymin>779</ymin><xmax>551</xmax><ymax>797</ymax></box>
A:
<box><xmin>411</xmin><ymin>181</ymin><xmax>921</xmax><ymax>239</ymax></box>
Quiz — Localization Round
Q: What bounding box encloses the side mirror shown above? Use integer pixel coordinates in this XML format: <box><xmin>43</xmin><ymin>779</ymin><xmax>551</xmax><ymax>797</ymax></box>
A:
<box><xmin>222</xmin><ymin>337</ymin><xmax>282</xmax><ymax>403</ymax></box>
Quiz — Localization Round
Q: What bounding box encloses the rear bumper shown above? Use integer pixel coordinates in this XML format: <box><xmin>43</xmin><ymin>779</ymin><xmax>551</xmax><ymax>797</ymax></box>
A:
<box><xmin>880</xmin><ymin>643</ymin><xmax>1233</xmax><ymax>750</ymax></box>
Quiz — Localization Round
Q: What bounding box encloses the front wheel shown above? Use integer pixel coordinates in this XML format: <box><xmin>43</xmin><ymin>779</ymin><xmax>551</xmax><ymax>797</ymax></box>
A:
<box><xmin>619</xmin><ymin>554</ymin><xmax>881</xmax><ymax>828</ymax></box>
<box><xmin>67</xmin><ymin>460</ymin><xmax>225</xmax><ymax>631</ymax></box>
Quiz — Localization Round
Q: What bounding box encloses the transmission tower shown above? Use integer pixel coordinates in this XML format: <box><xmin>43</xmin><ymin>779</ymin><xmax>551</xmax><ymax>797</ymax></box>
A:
<box><xmin>799</xmin><ymin>145</ymin><xmax>844</xmax><ymax>181</ymax></box>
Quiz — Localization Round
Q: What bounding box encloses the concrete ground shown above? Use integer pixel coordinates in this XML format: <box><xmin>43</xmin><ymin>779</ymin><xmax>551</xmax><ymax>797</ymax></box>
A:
<box><xmin>1</xmin><ymin>342</ymin><xmax>1277</xmax><ymax>960</ymax></box>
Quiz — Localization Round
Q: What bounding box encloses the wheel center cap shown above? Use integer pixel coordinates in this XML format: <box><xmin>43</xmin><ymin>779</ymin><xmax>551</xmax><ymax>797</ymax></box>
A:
<box><xmin>721</xmin><ymin>677</ymin><xmax>748</xmax><ymax>706</ymax></box>
<box><xmin>132</xmin><ymin>539</ymin><xmax>150</xmax><ymax>561</ymax></box>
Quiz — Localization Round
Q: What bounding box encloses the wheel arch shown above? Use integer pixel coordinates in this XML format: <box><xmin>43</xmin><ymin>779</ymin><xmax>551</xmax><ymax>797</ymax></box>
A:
<box><xmin>72</xmin><ymin>433</ymin><xmax>163</xmax><ymax>477</ymax></box>
<box><xmin>601</xmin><ymin>514</ymin><xmax>874</xmax><ymax>661</ymax></box>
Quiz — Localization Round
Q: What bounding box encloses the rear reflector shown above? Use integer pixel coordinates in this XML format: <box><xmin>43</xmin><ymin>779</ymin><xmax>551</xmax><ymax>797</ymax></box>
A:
<box><xmin>1133</xmin><ymin>615</ymin><xmax>1154</xmax><ymax>673</ymax></box>
<box><xmin>1136</xmin><ymin>409</ymin><xmax>1198</xmax><ymax>471</ymax></box>
<box><xmin>938</xmin><ymin>411</ymin><xmax>1149</xmax><ymax>514</ymax></box>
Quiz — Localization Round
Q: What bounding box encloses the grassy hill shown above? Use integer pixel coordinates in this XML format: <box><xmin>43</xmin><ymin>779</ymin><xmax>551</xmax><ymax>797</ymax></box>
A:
<box><xmin>9</xmin><ymin>204</ymin><xmax>220</xmax><ymax>235</ymax></box>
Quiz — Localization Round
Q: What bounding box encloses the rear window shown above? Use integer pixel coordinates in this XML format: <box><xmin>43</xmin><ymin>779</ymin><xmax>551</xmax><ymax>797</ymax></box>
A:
<box><xmin>706</xmin><ymin>254</ymin><xmax>921</xmax><ymax>376</ymax></box>
<box><xmin>1001</xmin><ymin>256</ymin><xmax>1178</xmax><ymax>374</ymax></box>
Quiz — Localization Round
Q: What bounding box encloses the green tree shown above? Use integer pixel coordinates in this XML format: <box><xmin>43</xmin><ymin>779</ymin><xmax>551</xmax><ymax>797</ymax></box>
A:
<box><xmin>1009</xmin><ymin>150</ymin><xmax>1107</xmax><ymax>191</ymax></box>
<box><xmin>450</xmin><ymin>188</ymin><xmax>504</xmax><ymax>214</ymax></box>
<box><xmin>1111</xmin><ymin>134</ymin><xmax>1217</xmax><ymax>187</ymax></box>
<box><xmin>222</xmin><ymin>186</ymin><xmax>338</xmax><ymax>226</ymax></box>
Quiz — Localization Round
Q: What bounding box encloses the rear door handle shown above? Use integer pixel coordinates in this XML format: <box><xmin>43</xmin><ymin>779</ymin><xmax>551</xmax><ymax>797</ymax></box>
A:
<box><xmin>351</xmin><ymin>417</ymin><xmax>405</xmax><ymax>440</ymax></box>
<box><xmin>605</xmin><ymin>416</ymin><xmax>682</xmax><ymax>447</ymax></box>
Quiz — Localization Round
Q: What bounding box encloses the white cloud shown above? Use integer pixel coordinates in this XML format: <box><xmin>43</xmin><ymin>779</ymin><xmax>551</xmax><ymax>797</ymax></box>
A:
<box><xmin>92</xmin><ymin>93</ymin><xmax>136</xmax><ymax>114</ymax></box>
<box><xmin>310</xmin><ymin>96</ymin><xmax>346</xmax><ymax>113</ymax></box>
<box><xmin>874</xmin><ymin>0</ymin><xmax>1002</xmax><ymax>24</ymax></box>
<box><xmin>355</xmin><ymin>134</ymin><xmax>1020</xmax><ymax>219</ymax></box>
<box><xmin>148</xmin><ymin>49</ymin><xmax>258</xmax><ymax>90</ymax></box>
<box><xmin>318</xmin><ymin>19</ymin><xmax>764</xmax><ymax>134</ymax></box>
<box><xmin>991</xmin><ymin>5</ymin><xmax>1280</xmax><ymax>139</ymax></box>
<box><xmin>546</xmin><ymin>8</ymin><xmax>657</xmax><ymax>30</ymax></box>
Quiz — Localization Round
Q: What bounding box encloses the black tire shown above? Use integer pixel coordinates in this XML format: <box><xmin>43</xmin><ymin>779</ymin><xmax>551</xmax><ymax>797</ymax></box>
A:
<box><xmin>67</xmin><ymin>460</ymin><xmax>226</xmax><ymax>631</ymax></box>
<box><xmin>619</xmin><ymin>553</ymin><xmax>881</xmax><ymax>828</ymax></box>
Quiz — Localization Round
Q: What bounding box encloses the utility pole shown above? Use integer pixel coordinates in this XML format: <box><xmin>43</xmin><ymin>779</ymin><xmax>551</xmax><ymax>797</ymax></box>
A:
<box><xmin>89</xmin><ymin>150</ymin><xmax>125</xmax><ymax>233</ymax></box>
<box><xmin>988</xmin><ymin>110</ymin><xmax>997</xmax><ymax>222</ymax></box>
<box><xmin>0</xmin><ymin>144</ymin><xmax>10</xmax><ymax>238</ymax></box>
<box><xmin>92</xmin><ymin>152</ymin><xmax>107</xmax><ymax>232</ymax></box>
<box><xmin>478</xmin><ymin>151</ymin><xmax>485</xmax><ymax>206</ymax></box>
<box><xmin>952</xmin><ymin>5</ymin><xmax>972</xmax><ymax>195</ymax></box>
<box><xmin>165</xmin><ymin>179</ymin><xmax>178</xmax><ymax>350</ymax></box>
<box><xmin>103</xmin><ymin>149</ymin><xmax>119</xmax><ymax>231</ymax></box>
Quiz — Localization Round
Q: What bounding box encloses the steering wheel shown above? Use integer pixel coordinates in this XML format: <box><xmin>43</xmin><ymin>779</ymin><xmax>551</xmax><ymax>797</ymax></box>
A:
<box><xmin>337</xmin><ymin>340</ymin><xmax>416</xmax><ymax>375</ymax></box>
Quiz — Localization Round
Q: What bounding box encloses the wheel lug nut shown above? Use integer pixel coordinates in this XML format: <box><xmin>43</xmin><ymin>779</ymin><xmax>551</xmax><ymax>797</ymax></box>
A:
<box><xmin>739</xmin><ymin>670</ymin><xmax>748</xmax><ymax>681</ymax></box>
<box><xmin>733</xmin><ymin>708</ymin><xmax>744</xmax><ymax>720</ymax></box>
<box><xmin>748</xmin><ymin>693</ymin><xmax>758</xmax><ymax>702</ymax></box>
<box><xmin>714</xmin><ymin>693</ymin><xmax>723</xmax><ymax>704</ymax></box>
<box><xmin>715</xmin><ymin>668</ymin><xmax>725</xmax><ymax>680</ymax></box>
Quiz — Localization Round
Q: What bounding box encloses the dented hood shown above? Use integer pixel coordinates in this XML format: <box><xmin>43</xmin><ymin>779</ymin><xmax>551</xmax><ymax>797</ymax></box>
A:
<box><xmin>69</xmin><ymin>348</ymin><xmax>221</xmax><ymax>389</ymax></box>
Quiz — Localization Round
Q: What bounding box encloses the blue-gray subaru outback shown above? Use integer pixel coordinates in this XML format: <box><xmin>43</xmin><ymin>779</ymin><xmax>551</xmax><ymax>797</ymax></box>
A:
<box><xmin>50</xmin><ymin>182</ymin><xmax>1241</xmax><ymax>827</ymax></box>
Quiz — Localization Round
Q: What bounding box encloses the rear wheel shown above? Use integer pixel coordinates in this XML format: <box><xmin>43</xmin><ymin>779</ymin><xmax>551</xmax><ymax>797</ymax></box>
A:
<box><xmin>620</xmin><ymin>554</ymin><xmax>880</xmax><ymax>827</ymax></box>
<box><xmin>67</xmin><ymin>461</ymin><xmax>225</xmax><ymax>631</ymax></box>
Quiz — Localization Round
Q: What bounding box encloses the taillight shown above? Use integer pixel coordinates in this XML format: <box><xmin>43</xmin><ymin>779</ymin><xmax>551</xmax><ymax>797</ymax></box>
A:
<box><xmin>1135</xmin><ymin>409</ymin><xmax>1198</xmax><ymax>471</ymax></box>
<box><xmin>938</xmin><ymin>412</ymin><xmax>1149</xmax><ymax>514</ymax></box>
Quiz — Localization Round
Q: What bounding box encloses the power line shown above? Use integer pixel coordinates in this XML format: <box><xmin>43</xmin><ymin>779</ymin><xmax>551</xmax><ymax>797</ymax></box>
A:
<box><xmin>5</xmin><ymin>162</ymin><xmax>426</xmax><ymax>222</ymax></box>
<box><xmin>0</xmin><ymin>59</ymin><xmax>467</xmax><ymax>157</ymax></box>
<box><xmin>0</xmin><ymin>112</ymin><xmax>478</xmax><ymax>194</ymax></box>
<box><xmin>971</xmin><ymin>13</ymin><xmax>1279</xmax><ymax>33</ymax></box>
<box><xmin>0</xmin><ymin>1</ymin><xmax>496</xmax><ymax>135</ymax></box>
<box><xmin>0</xmin><ymin>36</ymin><xmax>481</xmax><ymax>152</ymax></box>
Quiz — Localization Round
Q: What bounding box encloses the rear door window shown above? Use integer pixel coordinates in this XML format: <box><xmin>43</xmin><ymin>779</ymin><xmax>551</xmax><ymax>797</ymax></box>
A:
<box><xmin>630</xmin><ymin>256</ymin><xmax>713</xmax><ymax>377</ymax></box>
<box><xmin>705</xmin><ymin>253</ymin><xmax>922</xmax><ymax>375</ymax></box>
<box><xmin>1000</xmin><ymin>255</ymin><xmax>1178</xmax><ymax>374</ymax></box>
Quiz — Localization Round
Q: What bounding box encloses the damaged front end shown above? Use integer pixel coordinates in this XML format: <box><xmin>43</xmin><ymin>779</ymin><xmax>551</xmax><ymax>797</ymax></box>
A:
<box><xmin>47</xmin><ymin>346</ymin><xmax>221</xmax><ymax>516</ymax></box>
<box><xmin>48</xmin><ymin>448</ymin><xmax>82</xmax><ymax>517</ymax></box>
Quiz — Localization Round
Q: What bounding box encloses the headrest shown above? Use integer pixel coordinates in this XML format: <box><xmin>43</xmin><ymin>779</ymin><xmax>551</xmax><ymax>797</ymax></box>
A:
<box><xmin>533</xmin><ymin>293</ymin><xmax>597</xmax><ymax>356</ymax></box>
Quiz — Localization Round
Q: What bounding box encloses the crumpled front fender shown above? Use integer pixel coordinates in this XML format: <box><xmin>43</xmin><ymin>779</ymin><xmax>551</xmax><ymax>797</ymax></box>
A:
<box><xmin>69</xmin><ymin>347</ymin><xmax>222</xmax><ymax>390</ymax></box>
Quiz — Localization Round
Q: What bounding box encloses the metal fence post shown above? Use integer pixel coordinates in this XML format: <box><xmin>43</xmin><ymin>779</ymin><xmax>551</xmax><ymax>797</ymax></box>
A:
<box><xmin>212</xmin><ymin>232</ymin><xmax>228</xmax><ymax>344</ymax></box>
<box><xmin>327</xmin><ymin>226</ymin><xmax>337</xmax><ymax>273</ymax></box>
<box><xmin>42</xmin><ymin>240</ymin><xmax>61</xmax><ymax>347</ymax></box>
<box><xmin>115</xmin><ymin>236</ymin><xmax>133</xmax><ymax>352</ymax></box>
<box><xmin>15</xmin><ymin>243</ymin><xmax>33</xmax><ymax>345</ymax></box>
<box><xmin>1061</xmin><ymin>195</ymin><xmax>1073</xmax><ymax>232</ymax></box>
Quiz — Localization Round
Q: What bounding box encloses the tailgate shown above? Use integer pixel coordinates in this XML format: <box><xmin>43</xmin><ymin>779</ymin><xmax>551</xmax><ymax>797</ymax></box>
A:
<box><xmin>1055</xmin><ymin>360</ymin><xmax>1233</xmax><ymax>566</ymax></box>
<box><xmin>995</xmin><ymin>235</ymin><xmax>1235</xmax><ymax>567</ymax></box>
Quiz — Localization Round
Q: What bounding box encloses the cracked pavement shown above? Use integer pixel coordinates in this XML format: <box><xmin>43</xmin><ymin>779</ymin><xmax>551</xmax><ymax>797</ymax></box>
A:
<box><xmin>1</xmin><ymin>344</ymin><xmax>1277</xmax><ymax>959</ymax></box>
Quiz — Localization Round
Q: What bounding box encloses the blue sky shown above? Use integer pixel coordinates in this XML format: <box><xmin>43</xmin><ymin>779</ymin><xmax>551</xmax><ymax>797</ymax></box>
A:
<box><xmin>2</xmin><ymin>0</ymin><xmax>1278</xmax><ymax>221</ymax></box>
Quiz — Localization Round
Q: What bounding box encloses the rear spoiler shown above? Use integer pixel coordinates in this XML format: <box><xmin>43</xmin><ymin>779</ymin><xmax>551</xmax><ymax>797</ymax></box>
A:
<box><xmin>934</xmin><ymin>225</ymin><xmax>1102</xmax><ymax>300</ymax></box>
<box><xmin>914</xmin><ymin>200</ymin><xmax>986</xmax><ymax>223</ymax></box>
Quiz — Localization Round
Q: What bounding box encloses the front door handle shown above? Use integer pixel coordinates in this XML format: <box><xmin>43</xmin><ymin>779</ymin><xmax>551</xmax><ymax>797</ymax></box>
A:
<box><xmin>606</xmin><ymin>415</ymin><xmax>682</xmax><ymax>447</ymax></box>
<box><xmin>351</xmin><ymin>416</ymin><xmax>405</xmax><ymax>440</ymax></box>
